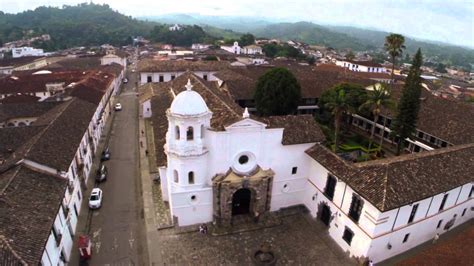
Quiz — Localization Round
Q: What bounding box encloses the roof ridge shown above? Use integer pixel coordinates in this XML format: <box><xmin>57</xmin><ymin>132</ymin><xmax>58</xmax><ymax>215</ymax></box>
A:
<box><xmin>355</xmin><ymin>142</ymin><xmax>474</xmax><ymax>167</ymax></box>
<box><xmin>380</xmin><ymin>166</ymin><xmax>390</xmax><ymax>210</ymax></box>
<box><xmin>22</xmin><ymin>99</ymin><xmax>75</xmax><ymax>163</ymax></box>
<box><xmin>190</xmin><ymin>73</ymin><xmax>241</xmax><ymax>118</ymax></box>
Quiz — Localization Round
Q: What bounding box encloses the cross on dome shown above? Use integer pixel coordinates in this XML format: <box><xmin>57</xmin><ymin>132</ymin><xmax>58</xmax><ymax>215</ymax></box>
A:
<box><xmin>185</xmin><ymin>79</ymin><xmax>193</xmax><ymax>91</ymax></box>
<box><xmin>242</xmin><ymin>107</ymin><xmax>250</xmax><ymax>118</ymax></box>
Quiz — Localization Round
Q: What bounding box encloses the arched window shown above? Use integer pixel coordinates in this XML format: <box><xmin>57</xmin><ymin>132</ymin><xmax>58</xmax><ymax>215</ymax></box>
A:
<box><xmin>188</xmin><ymin>171</ymin><xmax>194</xmax><ymax>184</ymax></box>
<box><xmin>186</xmin><ymin>126</ymin><xmax>194</xmax><ymax>141</ymax></box>
<box><xmin>175</xmin><ymin>126</ymin><xmax>180</xmax><ymax>140</ymax></box>
<box><xmin>173</xmin><ymin>170</ymin><xmax>179</xmax><ymax>183</ymax></box>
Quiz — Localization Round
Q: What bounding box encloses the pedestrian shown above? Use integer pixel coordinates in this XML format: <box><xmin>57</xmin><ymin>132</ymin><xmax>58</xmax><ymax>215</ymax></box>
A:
<box><xmin>368</xmin><ymin>260</ymin><xmax>374</xmax><ymax>266</ymax></box>
<box><xmin>432</xmin><ymin>233</ymin><xmax>440</xmax><ymax>244</ymax></box>
<box><xmin>203</xmin><ymin>224</ymin><xmax>208</xmax><ymax>234</ymax></box>
<box><xmin>198</xmin><ymin>225</ymin><xmax>204</xmax><ymax>234</ymax></box>
<box><xmin>140</xmin><ymin>140</ymin><xmax>143</xmax><ymax>148</ymax></box>
<box><xmin>145</xmin><ymin>149</ymin><xmax>149</xmax><ymax>156</ymax></box>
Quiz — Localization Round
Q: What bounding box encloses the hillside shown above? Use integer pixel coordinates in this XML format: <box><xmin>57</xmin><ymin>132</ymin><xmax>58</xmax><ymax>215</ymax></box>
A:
<box><xmin>0</xmin><ymin>3</ymin><xmax>156</xmax><ymax>50</ymax></box>
<box><xmin>328</xmin><ymin>26</ymin><xmax>474</xmax><ymax>69</ymax></box>
<box><xmin>144</xmin><ymin>13</ymin><xmax>473</xmax><ymax>69</ymax></box>
<box><xmin>252</xmin><ymin>22</ymin><xmax>372</xmax><ymax>51</ymax></box>
<box><xmin>141</xmin><ymin>14</ymin><xmax>273</xmax><ymax>33</ymax></box>
<box><xmin>0</xmin><ymin>4</ymin><xmax>228</xmax><ymax>50</ymax></box>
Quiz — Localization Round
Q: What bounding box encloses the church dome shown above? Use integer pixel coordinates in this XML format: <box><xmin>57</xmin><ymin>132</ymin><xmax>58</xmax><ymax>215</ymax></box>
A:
<box><xmin>170</xmin><ymin>79</ymin><xmax>209</xmax><ymax>116</ymax></box>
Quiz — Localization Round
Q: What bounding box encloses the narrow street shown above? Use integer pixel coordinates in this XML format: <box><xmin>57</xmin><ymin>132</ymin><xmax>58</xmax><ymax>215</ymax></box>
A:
<box><xmin>71</xmin><ymin>65</ymin><xmax>148</xmax><ymax>265</ymax></box>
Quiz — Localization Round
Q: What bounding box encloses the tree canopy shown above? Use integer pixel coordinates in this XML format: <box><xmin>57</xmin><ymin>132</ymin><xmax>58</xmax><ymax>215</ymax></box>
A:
<box><xmin>254</xmin><ymin>67</ymin><xmax>301</xmax><ymax>116</ymax></box>
<box><xmin>0</xmin><ymin>3</ymin><xmax>155</xmax><ymax>50</ymax></box>
<box><xmin>150</xmin><ymin>24</ymin><xmax>214</xmax><ymax>46</ymax></box>
<box><xmin>239</xmin><ymin>33</ymin><xmax>255</xmax><ymax>46</ymax></box>
<box><xmin>391</xmin><ymin>49</ymin><xmax>423</xmax><ymax>154</ymax></box>
<box><xmin>319</xmin><ymin>82</ymin><xmax>368</xmax><ymax>151</ymax></box>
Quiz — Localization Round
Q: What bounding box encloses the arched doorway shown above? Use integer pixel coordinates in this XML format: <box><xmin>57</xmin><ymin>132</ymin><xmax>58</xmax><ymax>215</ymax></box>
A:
<box><xmin>232</xmin><ymin>188</ymin><xmax>251</xmax><ymax>216</ymax></box>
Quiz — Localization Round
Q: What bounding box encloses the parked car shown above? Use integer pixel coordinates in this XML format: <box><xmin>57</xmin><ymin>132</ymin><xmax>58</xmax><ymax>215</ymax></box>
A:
<box><xmin>95</xmin><ymin>164</ymin><xmax>108</xmax><ymax>182</ymax></box>
<box><xmin>88</xmin><ymin>188</ymin><xmax>103</xmax><ymax>209</ymax></box>
<box><xmin>114</xmin><ymin>103</ymin><xmax>122</xmax><ymax>111</ymax></box>
<box><xmin>101</xmin><ymin>147</ymin><xmax>111</xmax><ymax>161</ymax></box>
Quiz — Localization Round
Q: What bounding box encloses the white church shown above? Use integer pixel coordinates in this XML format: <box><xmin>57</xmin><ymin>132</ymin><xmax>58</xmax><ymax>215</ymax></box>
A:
<box><xmin>141</xmin><ymin>73</ymin><xmax>473</xmax><ymax>263</ymax></box>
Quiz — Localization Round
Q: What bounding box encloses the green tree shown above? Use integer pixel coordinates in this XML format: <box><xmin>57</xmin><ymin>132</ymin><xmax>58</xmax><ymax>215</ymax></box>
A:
<box><xmin>346</xmin><ymin>50</ymin><xmax>355</xmax><ymax>60</ymax></box>
<box><xmin>359</xmin><ymin>84</ymin><xmax>395</xmax><ymax>152</ymax></box>
<box><xmin>320</xmin><ymin>83</ymin><xmax>367</xmax><ymax>152</ymax></box>
<box><xmin>435</xmin><ymin>63</ymin><xmax>447</xmax><ymax>73</ymax></box>
<box><xmin>262</xmin><ymin>43</ymin><xmax>279</xmax><ymax>57</ymax></box>
<box><xmin>254</xmin><ymin>67</ymin><xmax>301</xmax><ymax>116</ymax></box>
<box><xmin>390</xmin><ymin>49</ymin><xmax>423</xmax><ymax>155</ymax></box>
<box><xmin>384</xmin><ymin>33</ymin><xmax>406</xmax><ymax>83</ymax></box>
<box><xmin>239</xmin><ymin>33</ymin><xmax>255</xmax><ymax>46</ymax></box>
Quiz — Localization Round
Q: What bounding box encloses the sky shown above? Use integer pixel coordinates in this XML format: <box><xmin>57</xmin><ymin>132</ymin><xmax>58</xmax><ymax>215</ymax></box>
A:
<box><xmin>1</xmin><ymin>0</ymin><xmax>473</xmax><ymax>48</ymax></box>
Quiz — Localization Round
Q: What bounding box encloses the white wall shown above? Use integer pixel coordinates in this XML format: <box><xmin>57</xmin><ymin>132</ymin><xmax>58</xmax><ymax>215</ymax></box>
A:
<box><xmin>140</xmin><ymin>71</ymin><xmax>218</xmax><ymax>85</ymax></box>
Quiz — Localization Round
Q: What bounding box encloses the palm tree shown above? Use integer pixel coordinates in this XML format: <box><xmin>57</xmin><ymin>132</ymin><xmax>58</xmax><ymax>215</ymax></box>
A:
<box><xmin>384</xmin><ymin>33</ymin><xmax>406</xmax><ymax>84</ymax></box>
<box><xmin>359</xmin><ymin>84</ymin><xmax>395</xmax><ymax>153</ymax></box>
<box><xmin>324</xmin><ymin>89</ymin><xmax>355</xmax><ymax>152</ymax></box>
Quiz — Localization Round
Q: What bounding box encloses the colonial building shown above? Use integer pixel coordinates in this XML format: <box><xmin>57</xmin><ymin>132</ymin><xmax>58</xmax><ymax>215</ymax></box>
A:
<box><xmin>0</xmin><ymin>68</ymin><xmax>117</xmax><ymax>265</ymax></box>
<box><xmin>141</xmin><ymin>72</ymin><xmax>473</xmax><ymax>264</ymax></box>
<box><xmin>336</xmin><ymin>59</ymin><xmax>386</xmax><ymax>73</ymax></box>
<box><xmin>138</xmin><ymin>60</ymin><xmax>229</xmax><ymax>85</ymax></box>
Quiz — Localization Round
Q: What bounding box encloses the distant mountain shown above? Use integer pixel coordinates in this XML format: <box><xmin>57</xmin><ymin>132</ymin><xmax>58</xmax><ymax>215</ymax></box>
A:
<box><xmin>140</xmin><ymin>13</ymin><xmax>274</xmax><ymax>33</ymax></box>
<box><xmin>142</xmin><ymin>13</ymin><xmax>474</xmax><ymax>69</ymax></box>
<box><xmin>252</xmin><ymin>22</ymin><xmax>372</xmax><ymax>51</ymax></box>
<box><xmin>326</xmin><ymin>25</ymin><xmax>474</xmax><ymax>69</ymax></box>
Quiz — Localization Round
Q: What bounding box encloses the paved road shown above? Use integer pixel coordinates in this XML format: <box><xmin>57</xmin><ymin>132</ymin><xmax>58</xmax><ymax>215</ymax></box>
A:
<box><xmin>72</xmin><ymin>65</ymin><xmax>147</xmax><ymax>265</ymax></box>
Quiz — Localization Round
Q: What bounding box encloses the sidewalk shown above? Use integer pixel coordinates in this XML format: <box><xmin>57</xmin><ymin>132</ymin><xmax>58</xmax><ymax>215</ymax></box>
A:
<box><xmin>138</xmin><ymin>115</ymin><xmax>165</xmax><ymax>265</ymax></box>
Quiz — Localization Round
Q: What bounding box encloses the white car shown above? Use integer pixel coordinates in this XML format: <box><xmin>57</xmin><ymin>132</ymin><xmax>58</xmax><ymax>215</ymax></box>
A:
<box><xmin>89</xmin><ymin>188</ymin><xmax>103</xmax><ymax>209</ymax></box>
<box><xmin>114</xmin><ymin>103</ymin><xmax>122</xmax><ymax>111</ymax></box>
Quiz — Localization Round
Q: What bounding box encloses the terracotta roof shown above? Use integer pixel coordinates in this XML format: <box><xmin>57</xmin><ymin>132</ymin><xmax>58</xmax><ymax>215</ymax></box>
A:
<box><xmin>398</xmin><ymin>224</ymin><xmax>474</xmax><ymax>266</ymax></box>
<box><xmin>0</xmin><ymin>56</ymin><xmax>42</xmax><ymax>67</ymax></box>
<box><xmin>0</xmin><ymin>70</ymin><xmax>90</xmax><ymax>95</ymax></box>
<box><xmin>0</xmin><ymin>94</ymin><xmax>40</xmax><ymax>104</ymax></box>
<box><xmin>66</xmin><ymin>73</ymin><xmax>114</xmax><ymax>104</ymax></box>
<box><xmin>148</xmin><ymin>85</ymin><xmax>174</xmax><ymax>167</ymax></box>
<box><xmin>138</xmin><ymin>59</ymin><xmax>229</xmax><ymax>72</ymax></box>
<box><xmin>305</xmin><ymin>144</ymin><xmax>355</xmax><ymax>181</ymax></box>
<box><xmin>214</xmin><ymin>65</ymin><xmax>378</xmax><ymax>100</ymax></box>
<box><xmin>25</xmin><ymin>98</ymin><xmax>97</xmax><ymax>171</ymax></box>
<box><xmin>0</xmin><ymin>101</ymin><xmax>60</xmax><ymax>122</ymax></box>
<box><xmin>383</xmin><ymin>85</ymin><xmax>474</xmax><ymax>145</ymax></box>
<box><xmin>0</xmin><ymin>126</ymin><xmax>45</xmax><ymax>161</ymax></box>
<box><xmin>146</xmin><ymin>73</ymin><xmax>327</xmax><ymax>165</ymax></box>
<box><xmin>262</xmin><ymin>115</ymin><xmax>326</xmax><ymax>145</ymax></box>
<box><xmin>0</xmin><ymin>164</ymin><xmax>67</xmax><ymax>264</ymax></box>
<box><xmin>306</xmin><ymin>143</ymin><xmax>474</xmax><ymax>212</ymax></box>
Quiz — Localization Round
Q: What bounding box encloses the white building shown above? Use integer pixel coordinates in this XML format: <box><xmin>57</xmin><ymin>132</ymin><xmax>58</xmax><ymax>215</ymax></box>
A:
<box><xmin>138</xmin><ymin>59</ymin><xmax>229</xmax><ymax>85</ymax></box>
<box><xmin>0</xmin><ymin>69</ymin><xmax>117</xmax><ymax>265</ymax></box>
<box><xmin>192</xmin><ymin>43</ymin><xmax>212</xmax><ymax>50</ymax></box>
<box><xmin>12</xmin><ymin>46</ymin><xmax>45</xmax><ymax>58</ymax></box>
<box><xmin>221</xmin><ymin>42</ymin><xmax>242</xmax><ymax>55</ymax></box>
<box><xmin>242</xmin><ymin>45</ymin><xmax>263</xmax><ymax>55</ymax></box>
<box><xmin>143</xmin><ymin>73</ymin><xmax>474</xmax><ymax>264</ymax></box>
<box><xmin>101</xmin><ymin>53</ymin><xmax>127</xmax><ymax>68</ymax></box>
<box><xmin>336</xmin><ymin>59</ymin><xmax>386</xmax><ymax>73</ymax></box>
<box><xmin>169</xmin><ymin>24</ymin><xmax>182</xmax><ymax>31</ymax></box>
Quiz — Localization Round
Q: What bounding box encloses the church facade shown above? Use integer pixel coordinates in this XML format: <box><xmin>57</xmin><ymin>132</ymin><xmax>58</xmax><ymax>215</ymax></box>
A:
<box><xmin>142</xmin><ymin>73</ymin><xmax>473</xmax><ymax>263</ymax></box>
